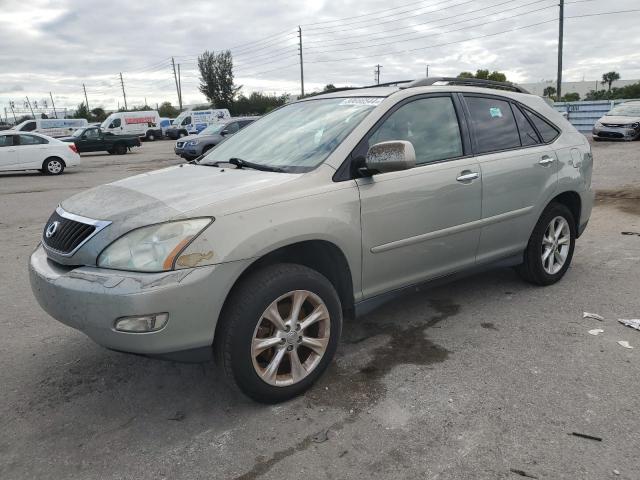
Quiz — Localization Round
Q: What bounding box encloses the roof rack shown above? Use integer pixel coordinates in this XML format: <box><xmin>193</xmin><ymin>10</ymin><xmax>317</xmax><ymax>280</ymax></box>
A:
<box><xmin>400</xmin><ymin>77</ymin><xmax>530</xmax><ymax>94</ymax></box>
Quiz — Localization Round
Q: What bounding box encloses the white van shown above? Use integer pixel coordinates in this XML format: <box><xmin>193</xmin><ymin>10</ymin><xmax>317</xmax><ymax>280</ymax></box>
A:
<box><xmin>100</xmin><ymin>111</ymin><xmax>162</xmax><ymax>141</ymax></box>
<box><xmin>12</xmin><ymin>118</ymin><xmax>88</xmax><ymax>138</ymax></box>
<box><xmin>166</xmin><ymin>109</ymin><xmax>230</xmax><ymax>139</ymax></box>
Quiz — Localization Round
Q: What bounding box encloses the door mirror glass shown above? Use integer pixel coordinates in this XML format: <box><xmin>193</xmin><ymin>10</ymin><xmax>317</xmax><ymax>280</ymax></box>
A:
<box><xmin>365</xmin><ymin>140</ymin><xmax>416</xmax><ymax>174</ymax></box>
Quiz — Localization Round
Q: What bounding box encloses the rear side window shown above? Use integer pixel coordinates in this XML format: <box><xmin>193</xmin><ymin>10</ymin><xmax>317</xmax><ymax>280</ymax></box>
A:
<box><xmin>0</xmin><ymin>135</ymin><xmax>14</xmax><ymax>146</ymax></box>
<box><xmin>512</xmin><ymin>105</ymin><xmax>540</xmax><ymax>146</ymax></box>
<box><xmin>18</xmin><ymin>134</ymin><xmax>47</xmax><ymax>145</ymax></box>
<box><xmin>524</xmin><ymin>109</ymin><xmax>560</xmax><ymax>143</ymax></box>
<box><xmin>465</xmin><ymin>96</ymin><xmax>520</xmax><ymax>154</ymax></box>
<box><xmin>368</xmin><ymin>96</ymin><xmax>463</xmax><ymax>165</ymax></box>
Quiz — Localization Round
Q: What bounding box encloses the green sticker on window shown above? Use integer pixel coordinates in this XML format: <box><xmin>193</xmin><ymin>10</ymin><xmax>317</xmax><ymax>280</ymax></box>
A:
<box><xmin>489</xmin><ymin>107</ymin><xmax>503</xmax><ymax>118</ymax></box>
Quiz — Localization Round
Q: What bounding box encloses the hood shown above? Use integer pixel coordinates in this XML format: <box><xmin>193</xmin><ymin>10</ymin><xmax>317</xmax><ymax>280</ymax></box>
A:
<box><xmin>600</xmin><ymin>115</ymin><xmax>640</xmax><ymax>125</ymax></box>
<box><xmin>61</xmin><ymin>164</ymin><xmax>301</xmax><ymax>227</ymax></box>
<box><xmin>178</xmin><ymin>134</ymin><xmax>200</xmax><ymax>142</ymax></box>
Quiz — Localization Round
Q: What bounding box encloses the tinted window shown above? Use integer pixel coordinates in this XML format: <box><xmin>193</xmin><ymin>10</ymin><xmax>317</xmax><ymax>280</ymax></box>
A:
<box><xmin>465</xmin><ymin>96</ymin><xmax>520</xmax><ymax>154</ymax></box>
<box><xmin>512</xmin><ymin>105</ymin><xmax>540</xmax><ymax>146</ymax></box>
<box><xmin>368</xmin><ymin>96</ymin><xmax>463</xmax><ymax>165</ymax></box>
<box><xmin>22</xmin><ymin>121</ymin><xmax>37</xmax><ymax>132</ymax></box>
<box><xmin>18</xmin><ymin>134</ymin><xmax>47</xmax><ymax>145</ymax></box>
<box><xmin>183</xmin><ymin>116</ymin><xmax>191</xmax><ymax>126</ymax></box>
<box><xmin>524</xmin><ymin>110</ymin><xmax>559</xmax><ymax>143</ymax></box>
<box><xmin>0</xmin><ymin>135</ymin><xmax>14</xmax><ymax>147</ymax></box>
<box><xmin>110</xmin><ymin>118</ymin><xmax>121</xmax><ymax>128</ymax></box>
<box><xmin>238</xmin><ymin>120</ymin><xmax>254</xmax><ymax>128</ymax></box>
<box><xmin>225</xmin><ymin>122</ymin><xmax>239</xmax><ymax>134</ymax></box>
<box><xmin>84</xmin><ymin>128</ymin><xmax>99</xmax><ymax>138</ymax></box>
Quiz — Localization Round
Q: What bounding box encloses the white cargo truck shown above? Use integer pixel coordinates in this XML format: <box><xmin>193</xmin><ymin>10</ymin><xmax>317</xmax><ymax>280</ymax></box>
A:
<box><xmin>100</xmin><ymin>111</ymin><xmax>162</xmax><ymax>140</ymax></box>
<box><xmin>166</xmin><ymin>109</ymin><xmax>230</xmax><ymax>139</ymax></box>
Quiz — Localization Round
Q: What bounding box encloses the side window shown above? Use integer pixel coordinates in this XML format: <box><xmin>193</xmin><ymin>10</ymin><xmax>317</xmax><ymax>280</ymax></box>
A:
<box><xmin>524</xmin><ymin>109</ymin><xmax>560</xmax><ymax>143</ymax></box>
<box><xmin>238</xmin><ymin>120</ymin><xmax>254</xmax><ymax>129</ymax></box>
<box><xmin>110</xmin><ymin>118</ymin><xmax>121</xmax><ymax>128</ymax></box>
<box><xmin>465</xmin><ymin>96</ymin><xmax>521</xmax><ymax>154</ymax></box>
<box><xmin>84</xmin><ymin>129</ymin><xmax>99</xmax><ymax>138</ymax></box>
<box><xmin>22</xmin><ymin>121</ymin><xmax>37</xmax><ymax>132</ymax></box>
<box><xmin>512</xmin><ymin>104</ymin><xmax>541</xmax><ymax>146</ymax></box>
<box><xmin>182</xmin><ymin>116</ymin><xmax>191</xmax><ymax>126</ymax></box>
<box><xmin>225</xmin><ymin>122</ymin><xmax>240</xmax><ymax>134</ymax></box>
<box><xmin>0</xmin><ymin>135</ymin><xmax>14</xmax><ymax>147</ymax></box>
<box><xmin>368</xmin><ymin>96</ymin><xmax>463</xmax><ymax>165</ymax></box>
<box><xmin>18</xmin><ymin>134</ymin><xmax>47</xmax><ymax>145</ymax></box>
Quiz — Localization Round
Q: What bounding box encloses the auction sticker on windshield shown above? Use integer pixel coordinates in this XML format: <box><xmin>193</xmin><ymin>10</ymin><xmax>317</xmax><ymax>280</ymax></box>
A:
<box><xmin>339</xmin><ymin>97</ymin><xmax>384</xmax><ymax>106</ymax></box>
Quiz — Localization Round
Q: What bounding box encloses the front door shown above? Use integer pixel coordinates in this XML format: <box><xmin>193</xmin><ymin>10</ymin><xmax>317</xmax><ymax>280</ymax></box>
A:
<box><xmin>357</xmin><ymin>95</ymin><xmax>482</xmax><ymax>298</ymax></box>
<box><xmin>76</xmin><ymin>128</ymin><xmax>101</xmax><ymax>152</ymax></box>
<box><xmin>16</xmin><ymin>134</ymin><xmax>48</xmax><ymax>168</ymax></box>
<box><xmin>0</xmin><ymin>135</ymin><xmax>19</xmax><ymax>170</ymax></box>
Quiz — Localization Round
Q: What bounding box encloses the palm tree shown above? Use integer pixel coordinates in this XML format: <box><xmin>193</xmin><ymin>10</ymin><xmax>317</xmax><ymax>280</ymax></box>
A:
<box><xmin>602</xmin><ymin>71</ymin><xmax>620</xmax><ymax>92</ymax></box>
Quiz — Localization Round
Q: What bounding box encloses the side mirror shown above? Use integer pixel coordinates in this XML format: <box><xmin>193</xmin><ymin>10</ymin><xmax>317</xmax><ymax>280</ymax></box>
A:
<box><xmin>364</xmin><ymin>140</ymin><xmax>416</xmax><ymax>174</ymax></box>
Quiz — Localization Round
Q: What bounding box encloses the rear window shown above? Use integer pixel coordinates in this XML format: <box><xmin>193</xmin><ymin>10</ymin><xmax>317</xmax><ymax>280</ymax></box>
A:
<box><xmin>524</xmin><ymin>109</ymin><xmax>560</xmax><ymax>143</ymax></box>
<box><xmin>465</xmin><ymin>96</ymin><xmax>521</xmax><ymax>154</ymax></box>
<box><xmin>512</xmin><ymin>105</ymin><xmax>541</xmax><ymax>146</ymax></box>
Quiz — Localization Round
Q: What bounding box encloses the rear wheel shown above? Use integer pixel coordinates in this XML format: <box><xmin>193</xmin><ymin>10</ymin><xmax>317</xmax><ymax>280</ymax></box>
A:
<box><xmin>114</xmin><ymin>144</ymin><xmax>127</xmax><ymax>155</ymax></box>
<box><xmin>215</xmin><ymin>264</ymin><xmax>342</xmax><ymax>403</ymax></box>
<box><xmin>517</xmin><ymin>203</ymin><xmax>576</xmax><ymax>285</ymax></box>
<box><xmin>146</xmin><ymin>132</ymin><xmax>156</xmax><ymax>141</ymax></box>
<box><xmin>42</xmin><ymin>157</ymin><xmax>65</xmax><ymax>175</ymax></box>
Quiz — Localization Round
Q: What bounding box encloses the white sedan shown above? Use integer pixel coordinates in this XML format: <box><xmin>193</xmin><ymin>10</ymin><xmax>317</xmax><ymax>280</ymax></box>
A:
<box><xmin>0</xmin><ymin>131</ymin><xmax>80</xmax><ymax>175</ymax></box>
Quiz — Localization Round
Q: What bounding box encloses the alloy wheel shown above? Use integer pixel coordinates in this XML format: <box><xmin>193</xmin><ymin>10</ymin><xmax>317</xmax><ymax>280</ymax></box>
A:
<box><xmin>541</xmin><ymin>216</ymin><xmax>571</xmax><ymax>275</ymax></box>
<box><xmin>251</xmin><ymin>290</ymin><xmax>330</xmax><ymax>387</ymax></box>
<box><xmin>47</xmin><ymin>160</ymin><xmax>62</xmax><ymax>174</ymax></box>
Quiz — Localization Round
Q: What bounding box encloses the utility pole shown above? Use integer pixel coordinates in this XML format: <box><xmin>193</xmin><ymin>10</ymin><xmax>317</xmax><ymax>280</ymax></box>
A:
<box><xmin>25</xmin><ymin>96</ymin><xmax>35</xmax><ymax>117</ymax></box>
<box><xmin>557</xmin><ymin>0</ymin><xmax>564</xmax><ymax>101</ymax></box>
<box><xmin>9</xmin><ymin>101</ymin><xmax>17</xmax><ymax>123</ymax></box>
<box><xmin>119</xmin><ymin>72</ymin><xmax>128</xmax><ymax>110</ymax></box>
<box><xmin>83</xmin><ymin>83</ymin><xmax>90</xmax><ymax>113</ymax></box>
<box><xmin>298</xmin><ymin>26</ymin><xmax>305</xmax><ymax>97</ymax></box>
<box><xmin>178</xmin><ymin>64</ymin><xmax>183</xmax><ymax>108</ymax></box>
<box><xmin>426</xmin><ymin>64</ymin><xmax>429</xmax><ymax>78</ymax></box>
<box><xmin>374</xmin><ymin>64</ymin><xmax>382</xmax><ymax>84</ymax></box>
<box><xmin>171</xmin><ymin>57</ymin><xmax>183</xmax><ymax>110</ymax></box>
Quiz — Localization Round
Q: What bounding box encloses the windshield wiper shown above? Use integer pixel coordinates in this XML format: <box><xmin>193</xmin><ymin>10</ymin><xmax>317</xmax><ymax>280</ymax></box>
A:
<box><xmin>201</xmin><ymin>157</ymin><xmax>285</xmax><ymax>173</ymax></box>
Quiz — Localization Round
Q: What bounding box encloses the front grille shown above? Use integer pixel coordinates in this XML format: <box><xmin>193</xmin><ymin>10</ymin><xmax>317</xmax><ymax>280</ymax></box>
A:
<box><xmin>602</xmin><ymin>123</ymin><xmax>627</xmax><ymax>128</ymax></box>
<box><xmin>598</xmin><ymin>131</ymin><xmax>624</xmax><ymax>138</ymax></box>
<box><xmin>176</xmin><ymin>141</ymin><xmax>184</xmax><ymax>148</ymax></box>
<box><xmin>42</xmin><ymin>210</ymin><xmax>96</xmax><ymax>254</ymax></box>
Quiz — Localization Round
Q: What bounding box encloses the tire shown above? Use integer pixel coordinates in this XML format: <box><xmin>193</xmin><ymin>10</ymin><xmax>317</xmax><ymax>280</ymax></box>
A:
<box><xmin>107</xmin><ymin>149</ymin><xmax>115</xmax><ymax>155</ymax></box>
<box><xmin>178</xmin><ymin>131</ymin><xmax>186</xmax><ymax>138</ymax></box>
<box><xmin>516</xmin><ymin>202</ymin><xmax>576</xmax><ymax>286</ymax></box>
<box><xmin>593</xmin><ymin>137</ymin><xmax>602</xmax><ymax>142</ymax></box>
<box><xmin>42</xmin><ymin>157</ymin><xmax>65</xmax><ymax>175</ymax></box>
<box><xmin>215</xmin><ymin>263</ymin><xmax>342</xmax><ymax>403</ymax></box>
<box><xmin>146</xmin><ymin>132</ymin><xmax>156</xmax><ymax>141</ymax></box>
<box><xmin>114</xmin><ymin>144</ymin><xmax>127</xmax><ymax>155</ymax></box>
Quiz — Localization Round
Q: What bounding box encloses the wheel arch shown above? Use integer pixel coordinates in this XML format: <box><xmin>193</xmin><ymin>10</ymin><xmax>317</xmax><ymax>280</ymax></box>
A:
<box><xmin>42</xmin><ymin>156</ymin><xmax>66</xmax><ymax>169</ymax></box>
<box><xmin>215</xmin><ymin>239</ymin><xmax>355</xmax><ymax>342</ymax></box>
<box><xmin>548</xmin><ymin>190</ymin><xmax>581</xmax><ymax>235</ymax></box>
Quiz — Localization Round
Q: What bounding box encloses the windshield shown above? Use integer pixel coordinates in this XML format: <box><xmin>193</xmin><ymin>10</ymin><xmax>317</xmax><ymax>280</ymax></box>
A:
<box><xmin>100</xmin><ymin>116</ymin><xmax>113</xmax><ymax>129</ymax></box>
<box><xmin>72</xmin><ymin>128</ymin><xmax>86</xmax><ymax>137</ymax></box>
<box><xmin>199</xmin><ymin>97</ymin><xmax>380</xmax><ymax>172</ymax></box>
<box><xmin>607</xmin><ymin>104</ymin><xmax>640</xmax><ymax>117</ymax></box>
<box><xmin>200</xmin><ymin>124</ymin><xmax>226</xmax><ymax>135</ymax></box>
<box><xmin>173</xmin><ymin>112</ymin><xmax>189</xmax><ymax>126</ymax></box>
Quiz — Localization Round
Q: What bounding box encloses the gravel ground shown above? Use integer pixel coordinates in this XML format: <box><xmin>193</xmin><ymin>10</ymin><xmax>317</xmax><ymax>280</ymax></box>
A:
<box><xmin>0</xmin><ymin>139</ymin><xmax>639</xmax><ymax>480</ymax></box>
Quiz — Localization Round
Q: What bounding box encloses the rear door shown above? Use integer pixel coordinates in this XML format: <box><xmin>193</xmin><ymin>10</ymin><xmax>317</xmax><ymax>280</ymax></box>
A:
<box><xmin>357</xmin><ymin>94</ymin><xmax>482</xmax><ymax>298</ymax></box>
<box><xmin>461</xmin><ymin>94</ymin><xmax>559</xmax><ymax>264</ymax></box>
<box><xmin>0</xmin><ymin>134</ymin><xmax>19</xmax><ymax>170</ymax></box>
<box><xmin>16</xmin><ymin>134</ymin><xmax>49</xmax><ymax>168</ymax></box>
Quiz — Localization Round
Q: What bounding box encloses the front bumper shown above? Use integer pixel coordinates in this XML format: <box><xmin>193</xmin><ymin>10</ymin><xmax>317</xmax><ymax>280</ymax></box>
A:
<box><xmin>29</xmin><ymin>245</ymin><xmax>250</xmax><ymax>356</ymax></box>
<box><xmin>592</xmin><ymin>125</ymin><xmax>640</xmax><ymax>140</ymax></box>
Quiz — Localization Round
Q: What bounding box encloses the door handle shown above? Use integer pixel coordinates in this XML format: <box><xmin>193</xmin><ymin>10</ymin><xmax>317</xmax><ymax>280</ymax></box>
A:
<box><xmin>456</xmin><ymin>171</ymin><xmax>479</xmax><ymax>182</ymax></box>
<box><xmin>539</xmin><ymin>156</ymin><xmax>555</xmax><ymax>166</ymax></box>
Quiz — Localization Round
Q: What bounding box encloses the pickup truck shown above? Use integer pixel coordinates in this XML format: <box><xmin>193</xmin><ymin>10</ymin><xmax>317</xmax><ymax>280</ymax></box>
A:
<box><xmin>60</xmin><ymin>127</ymin><xmax>141</xmax><ymax>155</ymax></box>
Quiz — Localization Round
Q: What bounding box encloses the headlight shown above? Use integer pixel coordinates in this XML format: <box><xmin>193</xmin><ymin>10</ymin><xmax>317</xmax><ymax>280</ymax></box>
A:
<box><xmin>630</xmin><ymin>122</ymin><xmax>640</xmax><ymax>129</ymax></box>
<box><xmin>187</xmin><ymin>140</ymin><xmax>199</xmax><ymax>146</ymax></box>
<box><xmin>594</xmin><ymin>122</ymin><xmax>603</xmax><ymax>128</ymax></box>
<box><xmin>97</xmin><ymin>218</ymin><xmax>213</xmax><ymax>272</ymax></box>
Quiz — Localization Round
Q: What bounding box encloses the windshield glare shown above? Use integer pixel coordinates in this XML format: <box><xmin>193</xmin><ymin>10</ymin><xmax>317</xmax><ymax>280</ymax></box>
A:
<box><xmin>607</xmin><ymin>104</ymin><xmax>640</xmax><ymax>117</ymax></box>
<box><xmin>72</xmin><ymin>129</ymin><xmax>85</xmax><ymax>137</ymax></box>
<box><xmin>200</xmin><ymin>124</ymin><xmax>225</xmax><ymax>135</ymax></box>
<box><xmin>200</xmin><ymin>97</ymin><xmax>380</xmax><ymax>172</ymax></box>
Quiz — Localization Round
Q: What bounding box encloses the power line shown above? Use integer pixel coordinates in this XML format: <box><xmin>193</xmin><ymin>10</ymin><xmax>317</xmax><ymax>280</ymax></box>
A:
<box><xmin>305</xmin><ymin>17</ymin><xmax>558</xmax><ymax>64</ymax></box>
<box><xmin>566</xmin><ymin>8</ymin><xmax>640</xmax><ymax>19</ymax></box>
<box><xmin>305</xmin><ymin>4</ymin><xmax>557</xmax><ymax>56</ymax></box>
<box><xmin>303</xmin><ymin>0</ymin><xmax>553</xmax><ymax>47</ymax></box>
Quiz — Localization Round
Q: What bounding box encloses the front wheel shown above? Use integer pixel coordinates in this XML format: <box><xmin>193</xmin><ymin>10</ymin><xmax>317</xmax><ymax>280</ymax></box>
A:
<box><xmin>146</xmin><ymin>132</ymin><xmax>156</xmax><ymax>141</ymax></box>
<box><xmin>215</xmin><ymin>264</ymin><xmax>342</xmax><ymax>403</ymax></box>
<box><xmin>114</xmin><ymin>144</ymin><xmax>127</xmax><ymax>155</ymax></box>
<box><xmin>517</xmin><ymin>203</ymin><xmax>576</xmax><ymax>286</ymax></box>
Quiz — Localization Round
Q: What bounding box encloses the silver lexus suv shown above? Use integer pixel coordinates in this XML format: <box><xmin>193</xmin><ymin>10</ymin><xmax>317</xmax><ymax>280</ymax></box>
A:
<box><xmin>29</xmin><ymin>78</ymin><xmax>593</xmax><ymax>403</ymax></box>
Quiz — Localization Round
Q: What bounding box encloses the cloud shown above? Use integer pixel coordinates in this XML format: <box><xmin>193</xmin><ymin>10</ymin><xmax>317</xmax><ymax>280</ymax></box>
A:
<box><xmin>0</xmin><ymin>0</ymin><xmax>639</xmax><ymax>111</ymax></box>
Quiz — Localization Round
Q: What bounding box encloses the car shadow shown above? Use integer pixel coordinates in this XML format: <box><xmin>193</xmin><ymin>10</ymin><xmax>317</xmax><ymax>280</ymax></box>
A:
<box><xmin>0</xmin><ymin>170</ymin><xmax>82</xmax><ymax>178</ymax></box>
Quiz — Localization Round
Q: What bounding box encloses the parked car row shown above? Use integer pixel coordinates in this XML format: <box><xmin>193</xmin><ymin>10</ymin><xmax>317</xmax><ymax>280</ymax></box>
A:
<box><xmin>592</xmin><ymin>100</ymin><xmax>640</xmax><ymax>141</ymax></box>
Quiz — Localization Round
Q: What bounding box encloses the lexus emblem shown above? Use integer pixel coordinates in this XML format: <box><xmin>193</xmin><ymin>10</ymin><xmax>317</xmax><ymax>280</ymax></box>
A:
<box><xmin>45</xmin><ymin>221</ymin><xmax>60</xmax><ymax>238</ymax></box>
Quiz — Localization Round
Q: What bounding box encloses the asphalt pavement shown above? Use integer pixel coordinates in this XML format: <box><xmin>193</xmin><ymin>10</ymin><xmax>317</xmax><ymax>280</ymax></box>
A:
<box><xmin>1</xmin><ymin>139</ymin><xmax>639</xmax><ymax>479</ymax></box>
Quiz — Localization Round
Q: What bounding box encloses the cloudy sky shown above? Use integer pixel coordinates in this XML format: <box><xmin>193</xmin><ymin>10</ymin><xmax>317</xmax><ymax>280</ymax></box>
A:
<box><xmin>1</xmin><ymin>0</ymin><xmax>639</xmax><ymax>116</ymax></box>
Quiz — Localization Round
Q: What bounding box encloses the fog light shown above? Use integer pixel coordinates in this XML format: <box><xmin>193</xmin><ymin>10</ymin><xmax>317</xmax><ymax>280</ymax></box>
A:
<box><xmin>114</xmin><ymin>313</ymin><xmax>169</xmax><ymax>332</ymax></box>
